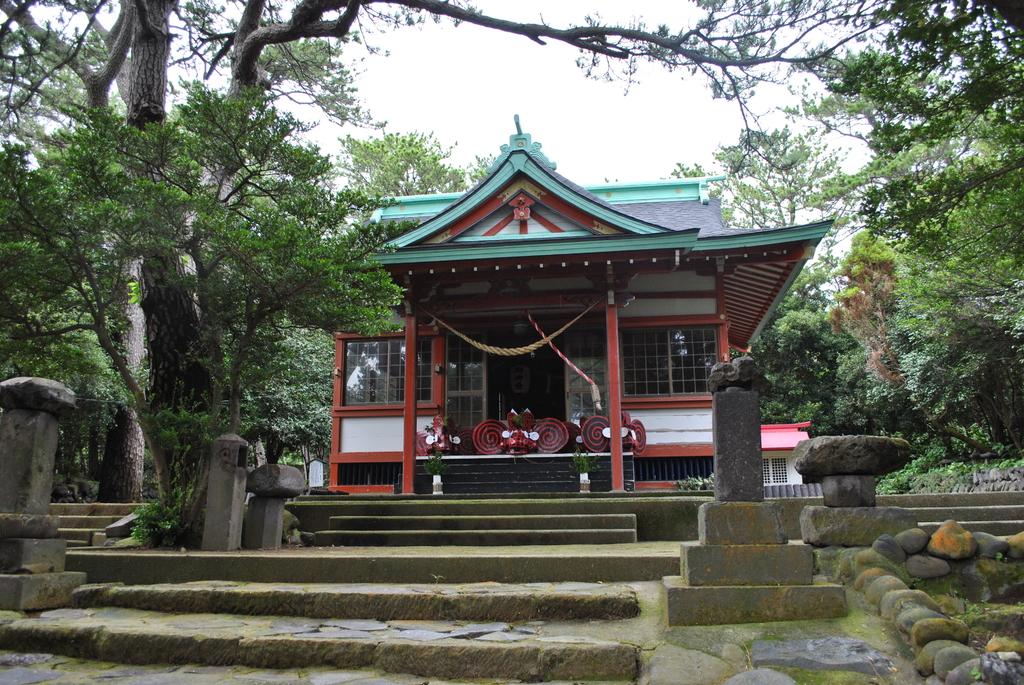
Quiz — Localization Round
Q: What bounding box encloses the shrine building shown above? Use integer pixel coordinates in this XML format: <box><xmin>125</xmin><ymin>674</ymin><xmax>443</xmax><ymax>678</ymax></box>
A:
<box><xmin>330</xmin><ymin>125</ymin><xmax>830</xmax><ymax>495</ymax></box>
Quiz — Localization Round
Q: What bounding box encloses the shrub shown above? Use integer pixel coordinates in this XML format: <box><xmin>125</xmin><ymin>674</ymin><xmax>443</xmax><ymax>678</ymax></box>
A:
<box><xmin>131</xmin><ymin>488</ymin><xmax>192</xmax><ymax>547</ymax></box>
<box><xmin>677</xmin><ymin>474</ymin><xmax>715</xmax><ymax>492</ymax></box>
<box><xmin>424</xmin><ymin>450</ymin><xmax>447</xmax><ymax>477</ymax></box>
<box><xmin>570</xmin><ymin>448</ymin><xmax>598</xmax><ymax>475</ymax></box>
<box><xmin>878</xmin><ymin>443</ymin><xmax>1024</xmax><ymax>494</ymax></box>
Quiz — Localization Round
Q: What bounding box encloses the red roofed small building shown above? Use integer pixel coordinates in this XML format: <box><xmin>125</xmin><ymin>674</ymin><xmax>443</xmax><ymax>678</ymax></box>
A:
<box><xmin>329</xmin><ymin>124</ymin><xmax>830</xmax><ymax>494</ymax></box>
<box><xmin>761</xmin><ymin>422</ymin><xmax>812</xmax><ymax>487</ymax></box>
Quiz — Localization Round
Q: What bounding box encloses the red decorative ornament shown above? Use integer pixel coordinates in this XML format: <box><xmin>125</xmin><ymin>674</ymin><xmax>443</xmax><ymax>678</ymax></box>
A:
<box><xmin>628</xmin><ymin>420</ymin><xmax>647</xmax><ymax>455</ymax></box>
<box><xmin>414</xmin><ymin>431</ymin><xmax>430</xmax><ymax>456</ymax></box>
<box><xmin>472</xmin><ymin>420</ymin><xmax>505</xmax><ymax>455</ymax></box>
<box><xmin>535</xmin><ymin>418</ymin><xmax>570</xmax><ymax>453</ymax></box>
<box><xmin>456</xmin><ymin>427</ymin><xmax>475</xmax><ymax>455</ymax></box>
<box><xmin>502</xmin><ymin>409</ymin><xmax>538</xmax><ymax>455</ymax></box>
<box><xmin>422</xmin><ymin>414</ymin><xmax>461</xmax><ymax>454</ymax></box>
<box><xmin>566</xmin><ymin>421</ymin><xmax>583</xmax><ymax>448</ymax></box>
<box><xmin>582</xmin><ymin>415</ymin><xmax>611</xmax><ymax>452</ymax></box>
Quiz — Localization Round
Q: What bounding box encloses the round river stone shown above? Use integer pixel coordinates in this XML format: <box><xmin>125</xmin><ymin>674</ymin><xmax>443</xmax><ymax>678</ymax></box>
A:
<box><xmin>916</xmin><ymin>639</ymin><xmax>965</xmax><ymax>676</ymax></box>
<box><xmin>933</xmin><ymin>644</ymin><xmax>980</xmax><ymax>679</ymax></box>
<box><xmin>896</xmin><ymin>528</ymin><xmax>930</xmax><ymax>555</ymax></box>
<box><xmin>872</xmin><ymin>534</ymin><xmax>907</xmax><ymax>564</ymax></box>
<box><xmin>906</xmin><ymin>554</ymin><xmax>951</xmax><ymax>579</ymax></box>
<box><xmin>911</xmin><ymin>618</ymin><xmax>970</xmax><ymax>649</ymax></box>
<box><xmin>974</xmin><ymin>531</ymin><xmax>1010</xmax><ymax>559</ymax></box>
<box><xmin>927</xmin><ymin>520</ymin><xmax>978</xmax><ymax>560</ymax></box>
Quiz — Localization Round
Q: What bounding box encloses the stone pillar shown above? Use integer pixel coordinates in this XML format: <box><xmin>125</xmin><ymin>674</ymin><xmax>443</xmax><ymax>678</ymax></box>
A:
<box><xmin>0</xmin><ymin>377</ymin><xmax>86</xmax><ymax>610</ymax></box>
<box><xmin>242</xmin><ymin>463</ymin><xmax>304</xmax><ymax>550</ymax></box>
<box><xmin>712</xmin><ymin>388</ymin><xmax>763</xmax><ymax>502</ymax></box>
<box><xmin>200</xmin><ymin>434</ymin><xmax>249</xmax><ymax>551</ymax></box>
<box><xmin>663</xmin><ymin>358</ymin><xmax>847</xmax><ymax>625</ymax></box>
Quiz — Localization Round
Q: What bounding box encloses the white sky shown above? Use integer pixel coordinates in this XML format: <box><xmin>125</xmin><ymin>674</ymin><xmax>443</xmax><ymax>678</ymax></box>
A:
<box><xmin>309</xmin><ymin>1</ymin><xmax>809</xmax><ymax>185</ymax></box>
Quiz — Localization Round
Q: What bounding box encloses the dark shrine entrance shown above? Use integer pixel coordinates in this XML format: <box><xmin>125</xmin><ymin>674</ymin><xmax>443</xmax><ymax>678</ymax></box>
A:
<box><xmin>486</xmin><ymin>342</ymin><xmax>566</xmax><ymax>421</ymax></box>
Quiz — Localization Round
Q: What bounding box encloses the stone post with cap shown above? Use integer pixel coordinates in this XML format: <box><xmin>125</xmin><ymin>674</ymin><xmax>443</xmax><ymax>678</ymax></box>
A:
<box><xmin>0</xmin><ymin>377</ymin><xmax>87</xmax><ymax>610</ymax></box>
<box><xmin>662</xmin><ymin>358</ymin><xmax>847</xmax><ymax>625</ymax></box>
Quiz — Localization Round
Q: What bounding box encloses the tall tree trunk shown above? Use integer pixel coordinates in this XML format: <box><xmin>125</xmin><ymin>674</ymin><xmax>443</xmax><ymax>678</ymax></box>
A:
<box><xmin>127</xmin><ymin>0</ymin><xmax>214</xmax><ymax>500</ymax></box>
<box><xmin>126</xmin><ymin>0</ymin><xmax>175</xmax><ymax>128</ymax></box>
<box><xmin>99</xmin><ymin>406</ymin><xmax>144</xmax><ymax>501</ymax></box>
<box><xmin>98</xmin><ymin>269</ymin><xmax>147</xmax><ymax>502</ymax></box>
<box><xmin>140</xmin><ymin>254</ymin><xmax>213</xmax><ymax>494</ymax></box>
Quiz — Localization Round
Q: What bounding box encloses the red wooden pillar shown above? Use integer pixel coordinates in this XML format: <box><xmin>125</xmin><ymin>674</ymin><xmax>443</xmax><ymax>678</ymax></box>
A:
<box><xmin>605</xmin><ymin>285</ymin><xmax>625</xmax><ymax>491</ymax></box>
<box><xmin>402</xmin><ymin>306</ymin><xmax>417</xmax><ymax>494</ymax></box>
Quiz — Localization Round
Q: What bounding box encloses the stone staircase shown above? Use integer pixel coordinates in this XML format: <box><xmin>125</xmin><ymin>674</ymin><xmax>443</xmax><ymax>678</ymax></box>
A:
<box><xmin>0</xmin><ymin>579</ymin><xmax>649</xmax><ymax>681</ymax></box>
<box><xmin>880</xmin><ymin>492</ymin><xmax>1024</xmax><ymax>537</ymax></box>
<box><xmin>48</xmin><ymin>502</ymin><xmax>141</xmax><ymax>548</ymax></box>
<box><xmin>316</xmin><ymin>512</ymin><xmax>638</xmax><ymax>546</ymax></box>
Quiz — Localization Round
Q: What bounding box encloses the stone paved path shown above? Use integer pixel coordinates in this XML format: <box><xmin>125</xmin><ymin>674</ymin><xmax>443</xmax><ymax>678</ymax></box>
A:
<box><xmin>0</xmin><ymin>652</ymin><xmax>583</xmax><ymax>685</ymax></box>
<box><xmin>0</xmin><ymin>583</ymin><xmax>929</xmax><ymax>684</ymax></box>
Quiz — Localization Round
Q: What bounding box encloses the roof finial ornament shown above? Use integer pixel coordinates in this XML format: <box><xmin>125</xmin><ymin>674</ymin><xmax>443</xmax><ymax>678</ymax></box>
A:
<box><xmin>487</xmin><ymin>115</ymin><xmax>557</xmax><ymax>173</ymax></box>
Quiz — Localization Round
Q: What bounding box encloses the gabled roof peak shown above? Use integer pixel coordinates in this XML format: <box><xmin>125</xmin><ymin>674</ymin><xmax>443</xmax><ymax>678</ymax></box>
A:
<box><xmin>486</xmin><ymin>115</ymin><xmax>557</xmax><ymax>174</ymax></box>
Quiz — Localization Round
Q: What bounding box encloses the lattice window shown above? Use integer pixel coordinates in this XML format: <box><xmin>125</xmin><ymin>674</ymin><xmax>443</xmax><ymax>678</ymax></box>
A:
<box><xmin>446</xmin><ymin>335</ymin><xmax>486</xmax><ymax>426</ymax></box>
<box><xmin>343</xmin><ymin>338</ymin><xmax>431</xmax><ymax>405</ymax></box>
<box><xmin>564</xmin><ymin>330</ymin><xmax>607</xmax><ymax>423</ymax></box>
<box><xmin>622</xmin><ymin>327</ymin><xmax>718</xmax><ymax>395</ymax></box>
<box><xmin>763</xmin><ymin>457</ymin><xmax>789</xmax><ymax>484</ymax></box>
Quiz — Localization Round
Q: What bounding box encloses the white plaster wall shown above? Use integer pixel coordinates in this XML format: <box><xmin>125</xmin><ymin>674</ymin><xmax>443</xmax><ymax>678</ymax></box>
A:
<box><xmin>629</xmin><ymin>407</ymin><xmax>712</xmax><ymax>444</ymax></box>
<box><xmin>340</xmin><ymin>416</ymin><xmax>403</xmax><ymax>452</ymax></box>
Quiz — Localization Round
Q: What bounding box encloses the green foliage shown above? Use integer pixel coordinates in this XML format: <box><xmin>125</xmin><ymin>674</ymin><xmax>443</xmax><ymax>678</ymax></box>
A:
<box><xmin>424</xmin><ymin>450</ymin><xmax>447</xmax><ymax>477</ymax></box>
<box><xmin>570</xmin><ymin>448</ymin><xmax>598</xmax><ymax>475</ymax></box>
<box><xmin>0</xmin><ymin>86</ymin><xmax>403</xmax><ymax>503</ymax></box>
<box><xmin>337</xmin><ymin>131</ymin><xmax>473</xmax><ymax>197</ymax></box>
<box><xmin>676</xmin><ymin>474</ymin><xmax>714</xmax><ymax>492</ymax></box>
<box><xmin>241</xmin><ymin>329</ymin><xmax>334</xmax><ymax>463</ymax></box>
<box><xmin>131</xmin><ymin>488</ymin><xmax>193</xmax><ymax>547</ymax></box>
<box><xmin>878</xmin><ymin>447</ymin><xmax>1024</xmax><ymax>494</ymax></box>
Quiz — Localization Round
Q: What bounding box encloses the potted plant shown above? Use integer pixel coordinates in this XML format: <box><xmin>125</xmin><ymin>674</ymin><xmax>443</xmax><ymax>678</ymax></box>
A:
<box><xmin>425</xmin><ymin>447</ymin><xmax>447</xmax><ymax>495</ymax></box>
<box><xmin>570</xmin><ymin>447</ymin><xmax>598</xmax><ymax>493</ymax></box>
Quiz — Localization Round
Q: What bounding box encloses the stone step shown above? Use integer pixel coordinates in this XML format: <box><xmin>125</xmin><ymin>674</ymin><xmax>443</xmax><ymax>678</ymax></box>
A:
<box><xmin>882</xmin><ymin>492</ymin><xmax>1024</xmax><ymax>507</ymax></box>
<box><xmin>57</xmin><ymin>528</ymin><xmax>95</xmax><ymax>543</ymax></box>
<box><xmin>0</xmin><ymin>608</ymin><xmax>639</xmax><ymax>681</ymax></box>
<box><xmin>920</xmin><ymin>520</ymin><xmax>1024</xmax><ymax>536</ymax></box>
<box><xmin>316</xmin><ymin>528</ymin><xmax>638</xmax><ymax>546</ymax></box>
<box><xmin>49</xmin><ymin>503</ymin><xmax>142</xmax><ymax>516</ymax></box>
<box><xmin>662</xmin><ymin>576</ymin><xmax>848</xmax><ymax>626</ymax></box>
<box><xmin>328</xmin><ymin>513</ymin><xmax>637</xmax><ymax>531</ymax></box>
<box><xmin>73</xmin><ymin>580</ymin><xmax>641</xmax><ymax>621</ymax></box>
<box><xmin>56</xmin><ymin>514</ymin><xmax>124</xmax><ymax>528</ymax></box>
<box><xmin>67</xmin><ymin>545</ymin><xmax>680</xmax><ymax>584</ymax></box>
<box><xmin>911</xmin><ymin>505</ymin><xmax>1024</xmax><ymax>522</ymax></box>
<box><xmin>65</xmin><ymin>539</ymin><xmax>89</xmax><ymax>548</ymax></box>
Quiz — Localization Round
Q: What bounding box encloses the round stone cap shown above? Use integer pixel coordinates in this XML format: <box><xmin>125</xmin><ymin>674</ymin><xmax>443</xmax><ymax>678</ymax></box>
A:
<box><xmin>793</xmin><ymin>435</ymin><xmax>911</xmax><ymax>481</ymax></box>
<box><xmin>0</xmin><ymin>377</ymin><xmax>77</xmax><ymax>417</ymax></box>
<box><xmin>247</xmin><ymin>464</ymin><xmax>305</xmax><ymax>498</ymax></box>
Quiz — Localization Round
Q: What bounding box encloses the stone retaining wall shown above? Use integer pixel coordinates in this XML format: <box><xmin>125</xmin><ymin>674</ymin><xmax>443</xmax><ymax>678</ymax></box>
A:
<box><xmin>953</xmin><ymin>467</ymin><xmax>1024</xmax><ymax>493</ymax></box>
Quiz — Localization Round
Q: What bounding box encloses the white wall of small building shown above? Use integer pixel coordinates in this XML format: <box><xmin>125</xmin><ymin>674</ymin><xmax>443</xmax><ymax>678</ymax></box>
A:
<box><xmin>629</xmin><ymin>407</ymin><xmax>712</xmax><ymax>445</ymax></box>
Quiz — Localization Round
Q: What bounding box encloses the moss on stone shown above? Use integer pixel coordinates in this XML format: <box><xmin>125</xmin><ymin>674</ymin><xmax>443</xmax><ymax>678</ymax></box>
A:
<box><xmin>772</xmin><ymin>666</ymin><xmax>883</xmax><ymax>684</ymax></box>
